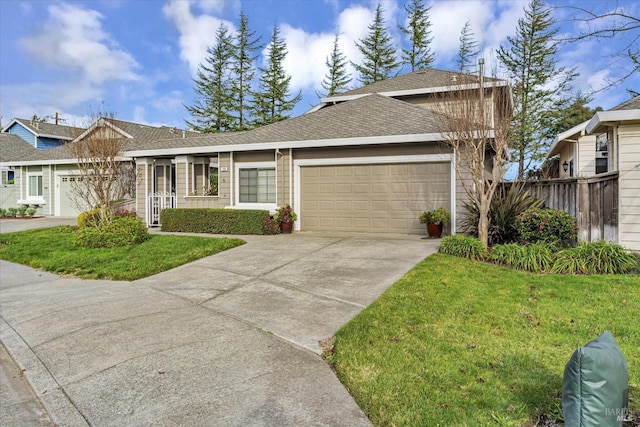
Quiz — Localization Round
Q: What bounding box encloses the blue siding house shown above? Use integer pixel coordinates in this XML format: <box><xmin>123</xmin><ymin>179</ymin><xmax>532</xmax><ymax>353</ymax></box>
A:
<box><xmin>1</xmin><ymin>118</ymin><xmax>85</xmax><ymax>150</ymax></box>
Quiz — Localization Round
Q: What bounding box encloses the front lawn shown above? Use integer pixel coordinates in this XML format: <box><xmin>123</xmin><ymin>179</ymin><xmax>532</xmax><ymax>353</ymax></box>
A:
<box><xmin>0</xmin><ymin>227</ymin><xmax>245</xmax><ymax>281</ymax></box>
<box><xmin>332</xmin><ymin>254</ymin><xmax>640</xmax><ymax>426</ymax></box>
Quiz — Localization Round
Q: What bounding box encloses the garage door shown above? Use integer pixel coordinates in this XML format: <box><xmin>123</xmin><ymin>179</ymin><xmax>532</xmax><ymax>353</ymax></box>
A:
<box><xmin>300</xmin><ymin>162</ymin><xmax>450</xmax><ymax>234</ymax></box>
<box><xmin>57</xmin><ymin>176</ymin><xmax>88</xmax><ymax>217</ymax></box>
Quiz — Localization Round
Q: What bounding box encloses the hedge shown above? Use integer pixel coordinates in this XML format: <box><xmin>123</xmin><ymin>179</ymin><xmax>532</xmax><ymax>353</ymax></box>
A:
<box><xmin>160</xmin><ymin>208</ymin><xmax>269</xmax><ymax>235</ymax></box>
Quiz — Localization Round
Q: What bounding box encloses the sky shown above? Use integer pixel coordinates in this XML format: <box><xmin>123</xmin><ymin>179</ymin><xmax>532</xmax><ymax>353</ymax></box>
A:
<box><xmin>0</xmin><ymin>0</ymin><xmax>638</xmax><ymax>131</ymax></box>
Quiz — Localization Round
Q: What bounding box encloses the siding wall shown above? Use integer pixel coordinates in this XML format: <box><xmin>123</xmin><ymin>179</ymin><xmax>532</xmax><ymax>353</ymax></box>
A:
<box><xmin>38</xmin><ymin>137</ymin><xmax>64</xmax><ymax>150</ymax></box>
<box><xmin>578</xmin><ymin>134</ymin><xmax>597</xmax><ymax>176</ymax></box>
<box><xmin>617</xmin><ymin>124</ymin><xmax>640</xmax><ymax>251</ymax></box>
<box><xmin>7</xmin><ymin>124</ymin><xmax>36</xmax><ymax>147</ymax></box>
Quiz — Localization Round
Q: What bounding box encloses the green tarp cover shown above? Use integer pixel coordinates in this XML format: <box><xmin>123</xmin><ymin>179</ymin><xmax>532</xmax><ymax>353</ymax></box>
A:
<box><xmin>562</xmin><ymin>331</ymin><xmax>629</xmax><ymax>427</ymax></box>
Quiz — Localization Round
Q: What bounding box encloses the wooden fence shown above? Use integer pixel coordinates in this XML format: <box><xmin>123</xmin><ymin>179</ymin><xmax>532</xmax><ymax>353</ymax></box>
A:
<box><xmin>516</xmin><ymin>171</ymin><xmax>619</xmax><ymax>243</ymax></box>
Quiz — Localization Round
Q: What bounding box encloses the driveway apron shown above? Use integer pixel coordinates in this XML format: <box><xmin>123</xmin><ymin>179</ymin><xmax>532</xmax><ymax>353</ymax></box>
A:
<box><xmin>0</xmin><ymin>231</ymin><xmax>438</xmax><ymax>426</ymax></box>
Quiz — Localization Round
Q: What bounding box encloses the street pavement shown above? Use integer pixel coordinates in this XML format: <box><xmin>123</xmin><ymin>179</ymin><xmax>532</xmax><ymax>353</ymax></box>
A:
<box><xmin>1</xmin><ymin>219</ymin><xmax>439</xmax><ymax>426</ymax></box>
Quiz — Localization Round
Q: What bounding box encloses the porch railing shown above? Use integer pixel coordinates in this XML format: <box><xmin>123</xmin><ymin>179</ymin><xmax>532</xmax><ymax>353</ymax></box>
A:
<box><xmin>147</xmin><ymin>192</ymin><xmax>176</xmax><ymax>227</ymax></box>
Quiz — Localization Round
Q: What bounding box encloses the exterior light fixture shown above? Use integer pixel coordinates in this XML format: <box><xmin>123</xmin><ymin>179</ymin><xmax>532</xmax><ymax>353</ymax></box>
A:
<box><xmin>562</xmin><ymin>161</ymin><xmax>569</xmax><ymax>173</ymax></box>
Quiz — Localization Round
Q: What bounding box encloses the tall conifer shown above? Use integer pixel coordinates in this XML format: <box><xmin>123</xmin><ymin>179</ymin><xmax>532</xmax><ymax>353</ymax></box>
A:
<box><xmin>353</xmin><ymin>3</ymin><xmax>400</xmax><ymax>85</ymax></box>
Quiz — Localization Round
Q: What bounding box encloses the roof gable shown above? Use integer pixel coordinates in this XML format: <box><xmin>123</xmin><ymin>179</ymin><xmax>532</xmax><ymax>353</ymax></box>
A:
<box><xmin>2</xmin><ymin>118</ymin><xmax>85</xmax><ymax>140</ymax></box>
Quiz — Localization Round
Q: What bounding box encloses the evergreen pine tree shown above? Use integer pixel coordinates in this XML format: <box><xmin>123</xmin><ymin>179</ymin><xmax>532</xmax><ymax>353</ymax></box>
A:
<box><xmin>319</xmin><ymin>34</ymin><xmax>352</xmax><ymax>97</ymax></box>
<box><xmin>231</xmin><ymin>11</ymin><xmax>261</xmax><ymax>131</ymax></box>
<box><xmin>457</xmin><ymin>21</ymin><xmax>479</xmax><ymax>74</ymax></box>
<box><xmin>185</xmin><ymin>23</ymin><xmax>234</xmax><ymax>132</ymax></box>
<box><xmin>353</xmin><ymin>3</ymin><xmax>400</xmax><ymax>85</ymax></box>
<box><xmin>251</xmin><ymin>24</ymin><xmax>302</xmax><ymax>127</ymax></box>
<box><xmin>497</xmin><ymin>0</ymin><xmax>576</xmax><ymax>179</ymax></box>
<box><xmin>398</xmin><ymin>0</ymin><xmax>434</xmax><ymax>72</ymax></box>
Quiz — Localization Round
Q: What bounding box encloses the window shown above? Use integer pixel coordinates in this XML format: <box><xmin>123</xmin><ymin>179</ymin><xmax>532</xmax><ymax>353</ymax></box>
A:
<box><xmin>239</xmin><ymin>168</ymin><xmax>275</xmax><ymax>203</ymax></box>
<box><xmin>595</xmin><ymin>133</ymin><xmax>609</xmax><ymax>174</ymax></box>
<box><xmin>1</xmin><ymin>170</ymin><xmax>14</xmax><ymax>185</ymax></box>
<box><xmin>28</xmin><ymin>174</ymin><xmax>43</xmax><ymax>197</ymax></box>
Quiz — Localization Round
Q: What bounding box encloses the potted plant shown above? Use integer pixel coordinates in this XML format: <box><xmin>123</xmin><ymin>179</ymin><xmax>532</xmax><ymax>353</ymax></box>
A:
<box><xmin>419</xmin><ymin>207</ymin><xmax>451</xmax><ymax>238</ymax></box>
<box><xmin>274</xmin><ymin>204</ymin><xmax>297</xmax><ymax>234</ymax></box>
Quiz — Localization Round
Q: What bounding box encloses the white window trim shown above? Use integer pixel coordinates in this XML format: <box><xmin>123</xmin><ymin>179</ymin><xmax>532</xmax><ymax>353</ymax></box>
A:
<box><xmin>234</xmin><ymin>161</ymin><xmax>277</xmax><ymax>210</ymax></box>
<box><xmin>26</xmin><ymin>171</ymin><xmax>44</xmax><ymax>199</ymax></box>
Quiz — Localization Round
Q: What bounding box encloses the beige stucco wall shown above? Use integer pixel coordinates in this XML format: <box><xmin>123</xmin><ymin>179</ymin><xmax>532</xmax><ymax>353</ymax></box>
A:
<box><xmin>617</xmin><ymin>124</ymin><xmax>640</xmax><ymax>251</ymax></box>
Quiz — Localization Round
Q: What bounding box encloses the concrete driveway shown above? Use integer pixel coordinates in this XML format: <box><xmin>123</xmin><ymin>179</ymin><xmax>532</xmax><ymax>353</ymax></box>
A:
<box><xmin>1</xmin><ymin>225</ymin><xmax>438</xmax><ymax>426</ymax></box>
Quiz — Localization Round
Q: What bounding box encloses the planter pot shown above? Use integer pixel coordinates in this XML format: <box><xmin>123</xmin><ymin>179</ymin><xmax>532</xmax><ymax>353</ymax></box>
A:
<box><xmin>426</xmin><ymin>222</ymin><xmax>443</xmax><ymax>238</ymax></box>
<box><xmin>280</xmin><ymin>221</ymin><xmax>293</xmax><ymax>234</ymax></box>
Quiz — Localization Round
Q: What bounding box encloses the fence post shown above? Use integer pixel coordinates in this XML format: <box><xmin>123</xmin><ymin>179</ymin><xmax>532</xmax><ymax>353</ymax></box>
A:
<box><xmin>577</xmin><ymin>178</ymin><xmax>590</xmax><ymax>243</ymax></box>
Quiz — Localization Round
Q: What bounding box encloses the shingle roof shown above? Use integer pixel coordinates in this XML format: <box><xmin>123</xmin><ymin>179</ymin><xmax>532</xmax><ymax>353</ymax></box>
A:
<box><xmin>611</xmin><ymin>95</ymin><xmax>640</xmax><ymax>111</ymax></box>
<box><xmin>128</xmin><ymin>94</ymin><xmax>449</xmax><ymax>153</ymax></box>
<box><xmin>333</xmin><ymin>68</ymin><xmax>503</xmax><ymax>97</ymax></box>
<box><xmin>9</xmin><ymin>119</ymin><xmax>201</xmax><ymax>162</ymax></box>
<box><xmin>13</xmin><ymin>118</ymin><xmax>85</xmax><ymax>140</ymax></box>
<box><xmin>0</xmin><ymin>134</ymin><xmax>40</xmax><ymax>161</ymax></box>
<box><xmin>104</xmin><ymin>119</ymin><xmax>201</xmax><ymax>142</ymax></box>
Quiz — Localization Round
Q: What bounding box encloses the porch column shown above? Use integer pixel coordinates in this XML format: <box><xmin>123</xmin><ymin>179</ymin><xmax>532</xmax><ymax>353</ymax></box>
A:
<box><xmin>135</xmin><ymin>158</ymin><xmax>153</xmax><ymax>224</ymax></box>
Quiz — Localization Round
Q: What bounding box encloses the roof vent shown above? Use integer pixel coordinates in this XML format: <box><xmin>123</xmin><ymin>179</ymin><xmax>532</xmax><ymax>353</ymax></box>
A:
<box><xmin>182</xmin><ymin>130</ymin><xmax>186</xmax><ymax>139</ymax></box>
<box><xmin>451</xmin><ymin>75</ymin><xmax>458</xmax><ymax>83</ymax></box>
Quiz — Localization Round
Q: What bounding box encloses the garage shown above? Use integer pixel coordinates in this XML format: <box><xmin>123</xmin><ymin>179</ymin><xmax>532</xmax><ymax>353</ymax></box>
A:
<box><xmin>299</xmin><ymin>162</ymin><xmax>451</xmax><ymax>234</ymax></box>
<box><xmin>56</xmin><ymin>175</ymin><xmax>87</xmax><ymax>217</ymax></box>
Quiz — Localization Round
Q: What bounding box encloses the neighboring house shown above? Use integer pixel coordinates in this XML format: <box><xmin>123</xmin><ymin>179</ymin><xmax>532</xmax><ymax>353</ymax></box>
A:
<box><xmin>1</xmin><ymin>118</ymin><xmax>85</xmax><ymax>150</ymax></box>
<box><xmin>0</xmin><ymin>134</ymin><xmax>40</xmax><ymax>210</ymax></box>
<box><xmin>546</xmin><ymin>95</ymin><xmax>640</xmax><ymax>250</ymax></box>
<box><xmin>0</xmin><ymin>119</ymin><xmax>200</xmax><ymax>216</ymax></box>
<box><xmin>128</xmin><ymin>68</ymin><xmax>509</xmax><ymax>234</ymax></box>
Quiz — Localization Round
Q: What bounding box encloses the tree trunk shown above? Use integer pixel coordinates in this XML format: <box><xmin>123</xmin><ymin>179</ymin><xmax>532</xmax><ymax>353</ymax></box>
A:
<box><xmin>477</xmin><ymin>203</ymin><xmax>490</xmax><ymax>248</ymax></box>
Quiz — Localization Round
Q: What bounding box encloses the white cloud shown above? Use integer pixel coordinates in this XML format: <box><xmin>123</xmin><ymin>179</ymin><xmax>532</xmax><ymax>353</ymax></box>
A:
<box><xmin>20</xmin><ymin>3</ymin><xmax>140</xmax><ymax>84</ymax></box>
<box><xmin>163</xmin><ymin>0</ymin><xmax>235</xmax><ymax>76</ymax></box>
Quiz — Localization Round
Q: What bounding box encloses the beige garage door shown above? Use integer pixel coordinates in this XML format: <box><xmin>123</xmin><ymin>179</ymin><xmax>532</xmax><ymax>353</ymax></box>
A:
<box><xmin>300</xmin><ymin>162</ymin><xmax>450</xmax><ymax>234</ymax></box>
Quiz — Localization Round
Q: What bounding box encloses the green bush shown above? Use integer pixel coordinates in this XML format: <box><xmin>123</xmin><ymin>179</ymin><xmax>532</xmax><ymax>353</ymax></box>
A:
<box><xmin>489</xmin><ymin>243</ymin><xmax>554</xmax><ymax>273</ymax></box>
<box><xmin>515</xmin><ymin>208</ymin><xmax>576</xmax><ymax>246</ymax></box>
<box><xmin>17</xmin><ymin>206</ymin><xmax>28</xmax><ymax>217</ymax></box>
<box><xmin>463</xmin><ymin>182</ymin><xmax>544</xmax><ymax>246</ymax></box>
<box><xmin>0</xmin><ymin>208</ymin><xmax>6</xmax><ymax>217</ymax></box>
<box><xmin>160</xmin><ymin>208</ymin><xmax>269</xmax><ymax>235</ymax></box>
<box><xmin>77</xmin><ymin>208</ymin><xmax>102</xmax><ymax>228</ymax></box>
<box><xmin>73</xmin><ymin>216</ymin><xmax>149</xmax><ymax>248</ymax></box>
<box><xmin>262</xmin><ymin>217</ymin><xmax>281</xmax><ymax>235</ymax></box>
<box><xmin>552</xmin><ymin>241</ymin><xmax>637</xmax><ymax>275</ymax></box>
<box><xmin>7</xmin><ymin>207</ymin><xmax>17</xmax><ymax>217</ymax></box>
<box><xmin>26</xmin><ymin>207</ymin><xmax>37</xmax><ymax>217</ymax></box>
<box><xmin>439</xmin><ymin>235</ymin><xmax>487</xmax><ymax>260</ymax></box>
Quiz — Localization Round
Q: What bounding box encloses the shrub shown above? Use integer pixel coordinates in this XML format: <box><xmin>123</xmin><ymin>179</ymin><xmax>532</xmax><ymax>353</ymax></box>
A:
<box><xmin>490</xmin><ymin>243</ymin><xmax>555</xmax><ymax>273</ymax></box>
<box><xmin>262</xmin><ymin>217</ymin><xmax>281</xmax><ymax>235</ymax></box>
<box><xmin>7</xmin><ymin>207</ymin><xmax>17</xmax><ymax>217</ymax></box>
<box><xmin>439</xmin><ymin>235</ymin><xmax>487</xmax><ymax>260</ymax></box>
<box><xmin>73</xmin><ymin>216</ymin><xmax>149</xmax><ymax>248</ymax></box>
<box><xmin>17</xmin><ymin>205</ymin><xmax>28</xmax><ymax>217</ymax></box>
<box><xmin>463</xmin><ymin>182</ymin><xmax>543</xmax><ymax>246</ymax></box>
<box><xmin>0</xmin><ymin>208</ymin><xmax>6</xmax><ymax>217</ymax></box>
<box><xmin>515</xmin><ymin>208</ymin><xmax>576</xmax><ymax>246</ymax></box>
<box><xmin>26</xmin><ymin>207</ymin><xmax>37</xmax><ymax>217</ymax></box>
<box><xmin>160</xmin><ymin>208</ymin><xmax>269</xmax><ymax>235</ymax></box>
<box><xmin>552</xmin><ymin>241</ymin><xmax>637</xmax><ymax>275</ymax></box>
<box><xmin>77</xmin><ymin>208</ymin><xmax>102</xmax><ymax>228</ymax></box>
<box><xmin>419</xmin><ymin>207</ymin><xmax>451</xmax><ymax>225</ymax></box>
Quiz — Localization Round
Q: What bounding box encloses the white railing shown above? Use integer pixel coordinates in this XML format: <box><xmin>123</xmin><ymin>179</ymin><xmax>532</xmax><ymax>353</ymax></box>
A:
<box><xmin>147</xmin><ymin>192</ymin><xmax>176</xmax><ymax>227</ymax></box>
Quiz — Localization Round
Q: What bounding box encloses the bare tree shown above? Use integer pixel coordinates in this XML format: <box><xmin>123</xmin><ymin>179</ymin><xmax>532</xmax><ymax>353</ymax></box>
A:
<box><xmin>67</xmin><ymin>110</ymin><xmax>134</xmax><ymax>222</ymax></box>
<box><xmin>434</xmin><ymin>64</ymin><xmax>512</xmax><ymax>247</ymax></box>
<box><xmin>558</xmin><ymin>3</ymin><xmax>639</xmax><ymax>91</ymax></box>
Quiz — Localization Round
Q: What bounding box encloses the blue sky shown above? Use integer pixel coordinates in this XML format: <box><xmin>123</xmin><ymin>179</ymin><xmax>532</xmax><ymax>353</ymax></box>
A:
<box><xmin>1</xmin><ymin>0</ymin><xmax>638</xmax><ymax>130</ymax></box>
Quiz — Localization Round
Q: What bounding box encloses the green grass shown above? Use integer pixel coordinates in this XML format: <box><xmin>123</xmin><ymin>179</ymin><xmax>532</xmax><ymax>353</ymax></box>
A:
<box><xmin>332</xmin><ymin>254</ymin><xmax>640</xmax><ymax>426</ymax></box>
<box><xmin>0</xmin><ymin>226</ymin><xmax>245</xmax><ymax>281</ymax></box>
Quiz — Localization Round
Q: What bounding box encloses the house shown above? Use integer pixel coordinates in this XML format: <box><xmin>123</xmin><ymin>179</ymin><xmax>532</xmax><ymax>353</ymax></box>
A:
<box><xmin>1</xmin><ymin>68</ymin><xmax>510</xmax><ymax>235</ymax></box>
<box><xmin>546</xmin><ymin>95</ymin><xmax>640</xmax><ymax>250</ymax></box>
<box><xmin>1</xmin><ymin>117</ymin><xmax>85</xmax><ymax>150</ymax></box>
<box><xmin>0</xmin><ymin>119</ymin><xmax>200</xmax><ymax>216</ymax></box>
<box><xmin>128</xmin><ymin>68</ymin><xmax>510</xmax><ymax>234</ymax></box>
<box><xmin>0</xmin><ymin>134</ymin><xmax>39</xmax><ymax>210</ymax></box>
